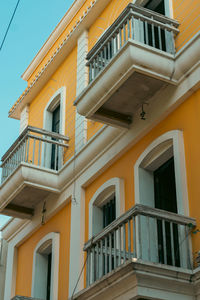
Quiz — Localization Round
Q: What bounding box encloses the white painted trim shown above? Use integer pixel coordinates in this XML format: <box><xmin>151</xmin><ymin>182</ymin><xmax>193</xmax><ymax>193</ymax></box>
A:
<box><xmin>89</xmin><ymin>178</ymin><xmax>125</xmax><ymax>238</ymax></box>
<box><xmin>134</xmin><ymin>130</ymin><xmax>189</xmax><ymax>215</ymax></box>
<box><xmin>3</xmin><ymin>244</ymin><xmax>17</xmax><ymax>300</ymax></box>
<box><xmin>31</xmin><ymin>232</ymin><xmax>60</xmax><ymax>300</ymax></box>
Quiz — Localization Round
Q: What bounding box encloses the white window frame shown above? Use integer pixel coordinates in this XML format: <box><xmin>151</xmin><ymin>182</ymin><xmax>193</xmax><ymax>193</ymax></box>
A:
<box><xmin>134</xmin><ymin>130</ymin><xmax>189</xmax><ymax>216</ymax></box>
<box><xmin>31</xmin><ymin>232</ymin><xmax>60</xmax><ymax>300</ymax></box>
<box><xmin>89</xmin><ymin>178</ymin><xmax>125</xmax><ymax>238</ymax></box>
<box><xmin>42</xmin><ymin>87</ymin><xmax>66</xmax><ymax>169</ymax></box>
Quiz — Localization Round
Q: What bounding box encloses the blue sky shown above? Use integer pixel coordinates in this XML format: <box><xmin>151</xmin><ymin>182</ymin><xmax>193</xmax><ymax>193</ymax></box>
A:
<box><xmin>0</xmin><ymin>0</ymin><xmax>74</xmax><ymax>228</ymax></box>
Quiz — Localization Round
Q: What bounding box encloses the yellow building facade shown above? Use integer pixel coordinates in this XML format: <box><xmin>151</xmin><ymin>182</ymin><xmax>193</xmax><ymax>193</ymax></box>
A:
<box><xmin>0</xmin><ymin>0</ymin><xmax>200</xmax><ymax>299</ymax></box>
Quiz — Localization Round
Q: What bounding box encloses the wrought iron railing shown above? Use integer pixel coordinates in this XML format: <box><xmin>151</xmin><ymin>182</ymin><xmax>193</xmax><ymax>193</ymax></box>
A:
<box><xmin>87</xmin><ymin>4</ymin><xmax>179</xmax><ymax>82</ymax></box>
<box><xmin>1</xmin><ymin>126</ymin><xmax>69</xmax><ymax>183</ymax></box>
<box><xmin>84</xmin><ymin>204</ymin><xmax>195</xmax><ymax>286</ymax></box>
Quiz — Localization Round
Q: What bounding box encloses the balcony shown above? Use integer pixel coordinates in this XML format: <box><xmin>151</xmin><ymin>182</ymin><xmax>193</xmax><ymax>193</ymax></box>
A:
<box><xmin>75</xmin><ymin>205</ymin><xmax>196</xmax><ymax>299</ymax></box>
<box><xmin>75</xmin><ymin>4</ymin><xmax>179</xmax><ymax>128</ymax></box>
<box><xmin>0</xmin><ymin>126</ymin><xmax>69</xmax><ymax>218</ymax></box>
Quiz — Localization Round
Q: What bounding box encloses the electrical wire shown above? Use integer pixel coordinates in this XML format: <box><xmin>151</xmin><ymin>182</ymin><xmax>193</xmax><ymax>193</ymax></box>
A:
<box><xmin>0</xmin><ymin>0</ymin><xmax>21</xmax><ymax>51</ymax></box>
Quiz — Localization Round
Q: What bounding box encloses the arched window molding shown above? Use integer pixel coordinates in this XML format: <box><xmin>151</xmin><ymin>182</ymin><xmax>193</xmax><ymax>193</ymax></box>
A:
<box><xmin>43</xmin><ymin>87</ymin><xmax>66</xmax><ymax>135</ymax></box>
<box><xmin>89</xmin><ymin>178</ymin><xmax>125</xmax><ymax>238</ymax></box>
<box><xmin>42</xmin><ymin>87</ymin><xmax>66</xmax><ymax>169</ymax></box>
<box><xmin>31</xmin><ymin>232</ymin><xmax>60</xmax><ymax>300</ymax></box>
<box><xmin>134</xmin><ymin>130</ymin><xmax>189</xmax><ymax>216</ymax></box>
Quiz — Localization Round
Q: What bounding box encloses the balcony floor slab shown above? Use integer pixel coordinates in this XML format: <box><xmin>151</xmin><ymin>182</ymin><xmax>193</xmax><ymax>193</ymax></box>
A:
<box><xmin>71</xmin><ymin>260</ymin><xmax>195</xmax><ymax>300</ymax></box>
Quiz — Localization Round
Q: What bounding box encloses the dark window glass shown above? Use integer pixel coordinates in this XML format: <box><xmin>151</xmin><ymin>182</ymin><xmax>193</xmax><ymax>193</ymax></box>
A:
<box><xmin>46</xmin><ymin>253</ymin><xmax>52</xmax><ymax>300</ymax></box>
<box><xmin>51</xmin><ymin>105</ymin><xmax>60</xmax><ymax>170</ymax></box>
<box><xmin>154</xmin><ymin>157</ymin><xmax>180</xmax><ymax>267</ymax></box>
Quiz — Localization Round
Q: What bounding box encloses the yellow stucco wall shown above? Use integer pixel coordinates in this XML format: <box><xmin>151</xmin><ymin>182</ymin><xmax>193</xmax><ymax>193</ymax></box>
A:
<box><xmin>85</xmin><ymin>89</ymin><xmax>200</xmax><ymax>260</ymax></box>
<box><xmin>174</xmin><ymin>0</ymin><xmax>200</xmax><ymax>50</ymax></box>
<box><xmin>28</xmin><ymin>47</ymin><xmax>77</xmax><ymax>162</ymax></box>
<box><xmin>15</xmin><ymin>202</ymin><xmax>71</xmax><ymax>299</ymax></box>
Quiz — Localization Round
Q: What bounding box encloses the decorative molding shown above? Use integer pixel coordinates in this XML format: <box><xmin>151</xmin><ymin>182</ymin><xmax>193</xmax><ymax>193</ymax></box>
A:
<box><xmin>89</xmin><ymin>177</ymin><xmax>125</xmax><ymax>238</ymax></box>
<box><xmin>31</xmin><ymin>232</ymin><xmax>60</xmax><ymax>300</ymax></box>
<box><xmin>134</xmin><ymin>130</ymin><xmax>189</xmax><ymax>216</ymax></box>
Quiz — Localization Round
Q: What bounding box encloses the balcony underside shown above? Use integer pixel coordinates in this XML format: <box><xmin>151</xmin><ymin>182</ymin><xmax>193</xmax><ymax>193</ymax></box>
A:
<box><xmin>75</xmin><ymin>41</ymin><xmax>177</xmax><ymax>128</ymax></box>
<box><xmin>0</xmin><ymin>163</ymin><xmax>59</xmax><ymax>219</ymax></box>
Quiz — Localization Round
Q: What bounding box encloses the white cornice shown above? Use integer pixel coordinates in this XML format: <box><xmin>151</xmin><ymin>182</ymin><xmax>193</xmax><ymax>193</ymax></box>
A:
<box><xmin>22</xmin><ymin>0</ymin><xmax>87</xmax><ymax>81</ymax></box>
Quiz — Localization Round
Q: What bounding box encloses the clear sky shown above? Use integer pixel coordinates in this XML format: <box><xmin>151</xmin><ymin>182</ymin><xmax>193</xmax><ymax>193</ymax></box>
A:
<box><xmin>0</xmin><ymin>0</ymin><xmax>74</xmax><ymax>228</ymax></box>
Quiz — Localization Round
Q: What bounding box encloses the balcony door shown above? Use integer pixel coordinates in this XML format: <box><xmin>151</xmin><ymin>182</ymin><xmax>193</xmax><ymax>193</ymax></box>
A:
<box><xmin>144</xmin><ymin>0</ymin><xmax>166</xmax><ymax>51</ymax></box>
<box><xmin>154</xmin><ymin>157</ymin><xmax>180</xmax><ymax>266</ymax></box>
<box><xmin>51</xmin><ymin>105</ymin><xmax>60</xmax><ymax>170</ymax></box>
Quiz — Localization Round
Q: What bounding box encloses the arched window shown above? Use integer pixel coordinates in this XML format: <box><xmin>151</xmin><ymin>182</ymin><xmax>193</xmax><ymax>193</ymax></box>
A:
<box><xmin>134</xmin><ymin>131</ymin><xmax>189</xmax><ymax>267</ymax></box>
<box><xmin>42</xmin><ymin>87</ymin><xmax>66</xmax><ymax>169</ymax></box>
<box><xmin>31</xmin><ymin>232</ymin><xmax>60</xmax><ymax>300</ymax></box>
<box><xmin>134</xmin><ymin>130</ymin><xmax>189</xmax><ymax>215</ymax></box>
<box><xmin>89</xmin><ymin>178</ymin><xmax>125</xmax><ymax>238</ymax></box>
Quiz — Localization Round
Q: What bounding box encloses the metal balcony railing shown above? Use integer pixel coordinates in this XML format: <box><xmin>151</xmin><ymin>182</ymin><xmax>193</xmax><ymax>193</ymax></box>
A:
<box><xmin>1</xmin><ymin>126</ymin><xmax>69</xmax><ymax>183</ymax></box>
<box><xmin>87</xmin><ymin>4</ymin><xmax>179</xmax><ymax>82</ymax></box>
<box><xmin>84</xmin><ymin>204</ymin><xmax>196</xmax><ymax>286</ymax></box>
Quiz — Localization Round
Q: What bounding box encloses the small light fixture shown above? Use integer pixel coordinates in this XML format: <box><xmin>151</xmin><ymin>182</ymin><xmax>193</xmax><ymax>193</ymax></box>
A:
<box><xmin>140</xmin><ymin>103</ymin><xmax>148</xmax><ymax>120</ymax></box>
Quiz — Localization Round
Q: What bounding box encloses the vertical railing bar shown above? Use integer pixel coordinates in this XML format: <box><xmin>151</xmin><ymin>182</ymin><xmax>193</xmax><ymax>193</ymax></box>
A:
<box><xmin>123</xmin><ymin>23</ymin><xmax>126</xmax><ymax>44</ymax></box>
<box><xmin>108</xmin><ymin>41</ymin><xmax>111</xmax><ymax>61</ymax></box>
<box><xmin>100</xmin><ymin>50</ymin><xmax>103</xmax><ymax>70</ymax></box>
<box><xmin>104</xmin><ymin>46</ymin><xmax>107</xmax><ymax>66</ymax></box>
<box><xmin>151</xmin><ymin>22</ymin><xmax>155</xmax><ymax>47</ymax></box>
<box><xmin>184</xmin><ymin>225</ymin><xmax>191</xmax><ymax>269</ymax></box>
<box><xmin>145</xmin><ymin>20</ymin><xmax>149</xmax><ymax>45</ymax></box>
<box><xmin>89</xmin><ymin>63</ymin><xmax>92</xmax><ymax>82</ymax></box>
<box><xmin>32</xmin><ymin>138</ymin><xmax>36</xmax><ymax>164</ymax></box>
<box><xmin>131</xmin><ymin>16</ymin><xmax>134</xmax><ymax>39</ymax></box>
<box><xmin>158</xmin><ymin>26</ymin><xmax>162</xmax><ymax>50</ymax></box>
<box><xmin>54</xmin><ymin>144</ymin><xmax>58</xmax><ymax>170</ymax></box>
<box><xmin>154</xmin><ymin>217</ymin><xmax>159</xmax><ymax>263</ymax></box>
<box><xmin>96</xmin><ymin>242</ymin><xmax>99</xmax><ymax>280</ymax></box>
<box><xmin>170</xmin><ymin>222</ymin><xmax>175</xmax><ymax>266</ymax></box>
<box><xmin>162</xmin><ymin>219</ymin><xmax>167</xmax><ymax>265</ymax></box>
<box><xmin>26</xmin><ymin>137</ymin><xmax>30</xmax><ymax>162</ymax></box>
<box><xmin>111</xmin><ymin>37</ymin><xmax>114</xmax><ymax>58</ymax></box>
<box><xmin>119</xmin><ymin>28</ymin><xmax>122</xmax><ymax>48</ymax></box>
<box><xmin>38</xmin><ymin>140</ymin><xmax>41</xmax><ymax>166</ymax></box>
<box><xmin>115</xmin><ymin>33</ymin><xmax>118</xmax><ymax>53</ymax></box>
<box><xmin>118</xmin><ymin>226</ymin><xmax>121</xmax><ymax>266</ymax></box>
<box><xmin>92</xmin><ymin>246</ymin><xmax>95</xmax><ymax>283</ymax></box>
<box><xmin>178</xmin><ymin>224</ymin><xmax>183</xmax><ymax>268</ymax></box>
<box><xmin>128</xmin><ymin>219</ymin><xmax>131</xmax><ymax>259</ymax></box>
<box><xmin>93</xmin><ymin>59</ymin><xmax>96</xmax><ymax>78</ymax></box>
<box><xmin>132</xmin><ymin>216</ymin><xmax>136</xmax><ymax>258</ymax></box>
<box><xmin>123</xmin><ymin>223</ymin><xmax>126</xmax><ymax>262</ymax></box>
<box><xmin>100</xmin><ymin>239</ymin><xmax>103</xmax><ymax>278</ymax></box>
<box><xmin>128</xmin><ymin>18</ymin><xmax>130</xmax><ymax>38</ymax></box>
<box><xmin>86</xmin><ymin>248</ymin><xmax>91</xmax><ymax>287</ymax></box>
<box><xmin>114</xmin><ymin>230</ymin><xmax>117</xmax><ymax>268</ymax></box>
<box><xmin>147</xmin><ymin>216</ymin><xmax>151</xmax><ymax>261</ymax></box>
<box><xmin>109</xmin><ymin>233</ymin><xmax>112</xmax><ymax>272</ymax></box>
<box><xmin>105</xmin><ymin>236</ymin><xmax>108</xmax><ymax>274</ymax></box>
<box><xmin>138</xmin><ymin>215</ymin><xmax>142</xmax><ymax>259</ymax></box>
